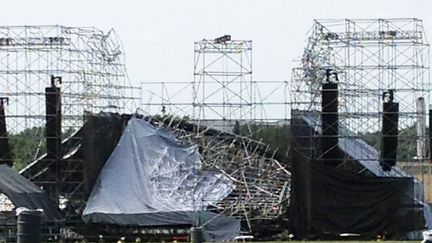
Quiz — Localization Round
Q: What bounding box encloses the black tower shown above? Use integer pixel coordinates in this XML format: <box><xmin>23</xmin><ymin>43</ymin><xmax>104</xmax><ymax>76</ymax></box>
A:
<box><xmin>45</xmin><ymin>75</ymin><xmax>62</xmax><ymax>203</ymax></box>
<box><xmin>321</xmin><ymin>69</ymin><xmax>340</xmax><ymax>166</ymax></box>
<box><xmin>380</xmin><ymin>90</ymin><xmax>399</xmax><ymax>171</ymax></box>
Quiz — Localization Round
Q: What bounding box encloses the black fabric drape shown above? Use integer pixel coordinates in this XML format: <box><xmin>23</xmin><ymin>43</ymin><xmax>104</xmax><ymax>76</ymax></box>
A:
<box><xmin>290</xmin><ymin>115</ymin><xmax>423</xmax><ymax>239</ymax></box>
<box><xmin>0</xmin><ymin>164</ymin><xmax>60</xmax><ymax>220</ymax></box>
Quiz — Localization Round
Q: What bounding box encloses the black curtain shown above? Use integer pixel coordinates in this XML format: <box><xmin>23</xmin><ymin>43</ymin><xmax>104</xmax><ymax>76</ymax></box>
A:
<box><xmin>290</xmin><ymin>115</ymin><xmax>423</xmax><ymax>239</ymax></box>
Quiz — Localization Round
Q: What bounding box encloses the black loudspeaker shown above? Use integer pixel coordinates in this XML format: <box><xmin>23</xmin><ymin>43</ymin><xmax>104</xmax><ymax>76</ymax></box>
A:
<box><xmin>0</xmin><ymin>98</ymin><xmax>12</xmax><ymax>166</ymax></box>
<box><xmin>45</xmin><ymin>76</ymin><xmax>62</xmax><ymax>203</ymax></box>
<box><xmin>380</xmin><ymin>101</ymin><xmax>399</xmax><ymax>171</ymax></box>
<box><xmin>45</xmin><ymin>83</ymin><xmax>61</xmax><ymax>161</ymax></box>
<box><xmin>321</xmin><ymin>81</ymin><xmax>340</xmax><ymax>166</ymax></box>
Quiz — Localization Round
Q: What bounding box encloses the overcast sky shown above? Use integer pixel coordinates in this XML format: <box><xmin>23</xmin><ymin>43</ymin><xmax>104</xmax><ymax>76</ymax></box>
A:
<box><xmin>1</xmin><ymin>0</ymin><xmax>432</xmax><ymax>86</ymax></box>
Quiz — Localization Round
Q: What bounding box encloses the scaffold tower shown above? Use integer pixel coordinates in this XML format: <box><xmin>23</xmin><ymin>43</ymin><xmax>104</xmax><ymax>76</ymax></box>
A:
<box><xmin>0</xmin><ymin>25</ymin><xmax>139</xmax><ymax>169</ymax></box>
<box><xmin>291</xmin><ymin>18</ymin><xmax>432</xmax><ymax>199</ymax></box>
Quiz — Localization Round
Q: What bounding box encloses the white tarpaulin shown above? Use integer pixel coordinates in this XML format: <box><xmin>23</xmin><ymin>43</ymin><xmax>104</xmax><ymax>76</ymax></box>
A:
<box><xmin>83</xmin><ymin>117</ymin><xmax>240</xmax><ymax>241</ymax></box>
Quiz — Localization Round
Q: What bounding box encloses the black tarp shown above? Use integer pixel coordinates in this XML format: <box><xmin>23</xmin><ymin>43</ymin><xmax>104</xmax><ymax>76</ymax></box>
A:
<box><xmin>0</xmin><ymin>164</ymin><xmax>59</xmax><ymax>221</ymax></box>
<box><xmin>80</xmin><ymin>113</ymin><xmax>127</xmax><ymax>198</ymax></box>
<box><xmin>290</xmin><ymin>111</ymin><xmax>424</xmax><ymax>239</ymax></box>
<box><xmin>310</xmin><ymin>163</ymin><xmax>419</xmax><ymax>236</ymax></box>
<box><xmin>20</xmin><ymin>113</ymin><xmax>129</xmax><ymax>200</ymax></box>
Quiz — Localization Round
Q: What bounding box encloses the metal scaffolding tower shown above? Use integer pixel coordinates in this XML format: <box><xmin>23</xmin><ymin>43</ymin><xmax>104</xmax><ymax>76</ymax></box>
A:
<box><xmin>291</xmin><ymin>18</ymin><xmax>431</xmax><ymax>196</ymax></box>
<box><xmin>0</xmin><ymin>25</ymin><xmax>139</xmax><ymax>170</ymax></box>
<box><xmin>0</xmin><ymin>26</ymin><xmax>140</xmax><ymax>232</ymax></box>
<box><xmin>142</xmin><ymin>35</ymin><xmax>290</xmax><ymax>131</ymax></box>
<box><xmin>193</xmin><ymin>35</ymin><xmax>253</xmax><ymax>129</ymax></box>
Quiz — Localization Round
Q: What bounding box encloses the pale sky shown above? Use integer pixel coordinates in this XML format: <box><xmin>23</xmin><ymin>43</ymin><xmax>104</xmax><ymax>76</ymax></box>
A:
<box><xmin>1</xmin><ymin>0</ymin><xmax>431</xmax><ymax>85</ymax></box>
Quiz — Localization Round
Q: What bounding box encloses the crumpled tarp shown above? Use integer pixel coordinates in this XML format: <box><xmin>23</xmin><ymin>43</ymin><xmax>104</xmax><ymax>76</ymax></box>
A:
<box><xmin>0</xmin><ymin>164</ymin><xmax>60</xmax><ymax>221</ymax></box>
<box><xmin>83</xmin><ymin>117</ymin><xmax>240</xmax><ymax>241</ymax></box>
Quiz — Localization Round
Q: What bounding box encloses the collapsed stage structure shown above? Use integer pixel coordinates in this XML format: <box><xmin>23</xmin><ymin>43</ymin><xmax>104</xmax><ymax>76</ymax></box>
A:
<box><xmin>290</xmin><ymin>18</ymin><xmax>432</xmax><ymax>238</ymax></box>
<box><xmin>0</xmin><ymin>19</ymin><xmax>431</xmax><ymax>241</ymax></box>
<box><xmin>0</xmin><ymin>26</ymin><xmax>291</xmax><ymax>241</ymax></box>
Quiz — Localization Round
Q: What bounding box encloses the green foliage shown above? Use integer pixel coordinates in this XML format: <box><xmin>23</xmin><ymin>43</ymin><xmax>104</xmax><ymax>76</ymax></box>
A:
<box><xmin>397</xmin><ymin>124</ymin><xmax>418</xmax><ymax>161</ymax></box>
<box><xmin>358</xmin><ymin>124</ymin><xmax>419</xmax><ymax>161</ymax></box>
<box><xmin>9</xmin><ymin>127</ymin><xmax>46</xmax><ymax>171</ymax></box>
<box><xmin>235</xmin><ymin>121</ymin><xmax>419</xmax><ymax>164</ymax></box>
<box><xmin>9</xmin><ymin>126</ymin><xmax>76</xmax><ymax>171</ymax></box>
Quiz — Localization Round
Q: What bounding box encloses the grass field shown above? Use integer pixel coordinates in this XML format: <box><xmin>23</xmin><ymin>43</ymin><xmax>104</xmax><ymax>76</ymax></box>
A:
<box><xmin>255</xmin><ymin>242</ymin><xmax>418</xmax><ymax>243</ymax></box>
<box><xmin>81</xmin><ymin>240</ymin><xmax>421</xmax><ymax>243</ymax></box>
<box><xmin>174</xmin><ymin>241</ymin><xmax>419</xmax><ymax>243</ymax></box>
<box><xmin>166</xmin><ymin>240</ymin><xmax>420</xmax><ymax>243</ymax></box>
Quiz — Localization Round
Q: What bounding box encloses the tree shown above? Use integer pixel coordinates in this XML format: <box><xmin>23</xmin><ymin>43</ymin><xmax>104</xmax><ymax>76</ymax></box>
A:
<box><xmin>358</xmin><ymin>124</ymin><xmax>419</xmax><ymax>161</ymax></box>
<box><xmin>9</xmin><ymin>126</ymin><xmax>76</xmax><ymax>171</ymax></box>
<box><xmin>9</xmin><ymin>127</ymin><xmax>46</xmax><ymax>171</ymax></box>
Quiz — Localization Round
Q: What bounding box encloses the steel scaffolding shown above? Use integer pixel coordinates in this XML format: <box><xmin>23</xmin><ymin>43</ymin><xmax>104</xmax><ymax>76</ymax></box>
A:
<box><xmin>193</xmin><ymin>36</ymin><xmax>254</xmax><ymax>126</ymax></box>
<box><xmin>291</xmin><ymin>18</ymin><xmax>431</xmax><ymax>196</ymax></box>
<box><xmin>142</xmin><ymin>36</ymin><xmax>290</xmax><ymax>130</ymax></box>
<box><xmin>0</xmin><ymin>25</ymin><xmax>139</xmax><ymax>169</ymax></box>
<box><xmin>0</xmin><ymin>26</ymin><xmax>140</xmax><ymax>233</ymax></box>
<box><xmin>140</xmin><ymin>36</ymin><xmax>291</xmax><ymax>229</ymax></box>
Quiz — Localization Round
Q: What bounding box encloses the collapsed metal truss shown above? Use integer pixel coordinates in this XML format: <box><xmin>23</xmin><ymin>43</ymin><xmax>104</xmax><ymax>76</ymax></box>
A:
<box><xmin>149</xmin><ymin>115</ymin><xmax>290</xmax><ymax>231</ymax></box>
<box><xmin>6</xmin><ymin>31</ymin><xmax>291</xmax><ymax>238</ymax></box>
<box><xmin>141</xmin><ymin>36</ymin><xmax>291</xmax><ymax>227</ymax></box>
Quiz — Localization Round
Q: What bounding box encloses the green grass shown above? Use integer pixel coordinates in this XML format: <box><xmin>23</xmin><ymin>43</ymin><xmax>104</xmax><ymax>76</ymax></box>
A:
<box><xmin>76</xmin><ymin>241</ymin><xmax>419</xmax><ymax>243</ymax></box>
<box><xmin>255</xmin><ymin>242</ymin><xmax>417</xmax><ymax>243</ymax></box>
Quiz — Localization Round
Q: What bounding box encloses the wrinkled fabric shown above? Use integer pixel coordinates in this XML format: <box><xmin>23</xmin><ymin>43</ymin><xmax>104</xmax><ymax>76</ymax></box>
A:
<box><xmin>0</xmin><ymin>164</ymin><xmax>59</xmax><ymax>220</ymax></box>
<box><xmin>290</xmin><ymin>110</ymin><xmax>428</xmax><ymax>239</ymax></box>
<box><xmin>83</xmin><ymin>117</ymin><xmax>239</xmax><ymax>241</ymax></box>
